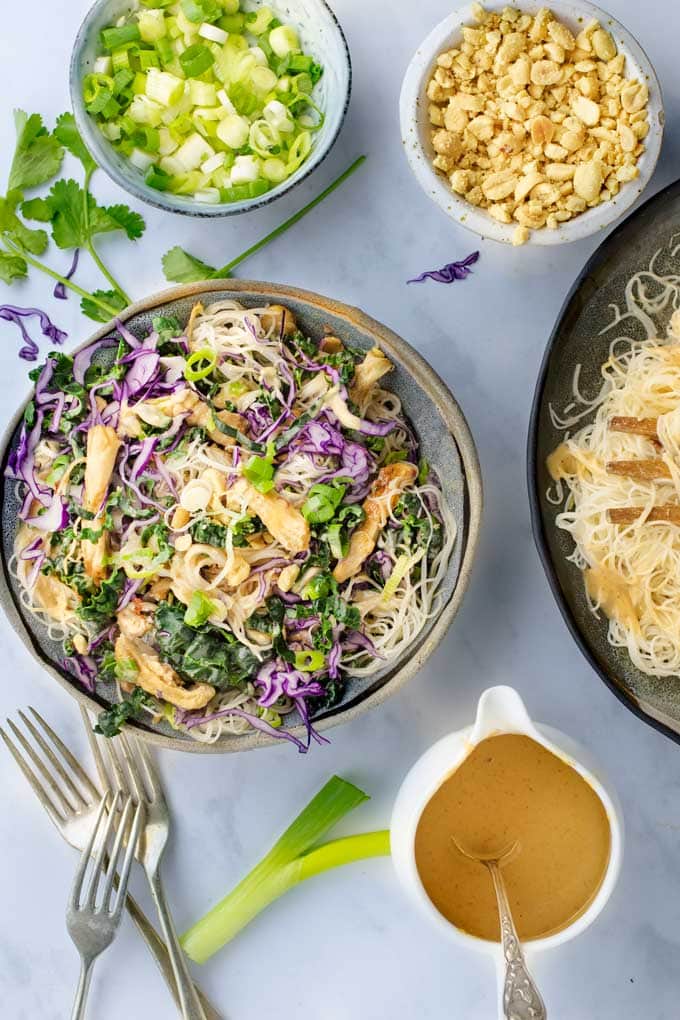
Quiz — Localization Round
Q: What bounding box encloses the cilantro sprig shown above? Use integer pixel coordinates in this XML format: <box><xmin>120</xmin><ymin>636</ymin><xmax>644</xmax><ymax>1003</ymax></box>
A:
<box><xmin>0</xmin><ymin>110</ymin><xmax>145</xmax><ymax>321</ymax></box>
<box><xmin>162</xmin><ymin>155</ymin><xmax>367</xmax><ymax>284</ymax></box>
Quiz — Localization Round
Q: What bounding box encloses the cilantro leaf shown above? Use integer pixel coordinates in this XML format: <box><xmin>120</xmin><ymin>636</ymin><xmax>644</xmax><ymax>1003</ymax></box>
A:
<box><xmin>8</xmin><ymin>110</ymin><xmax>64</xmax><ymax>192</ymax></box>
<box><xmin>20</xmin><ymin>197</ymin><xmax>53</xmax><ymax>222</ymax></box>
<box><xmin>80</xmin><ymin>289</ymin><xmax>127</xmax><ymax>322</ymax></box>
<box><xmin>0</xmin><ymin>193</ymin><xmax>49</xmax><ymax>255</ymax></box>
<box><xmin>104</xmin><ymin>203</ymin><xmax>146</xmax><ymax>241</ymax></box>
<box><xmin>53</xmin><ymin>112</ymin><xmax>97</xmax><ymax>174</ymax></box>
<box><xmin>0</xmin><ymin>251</ymin><xmax>27</xmax><ymax>284</ymax></box>
<box><xmin>40</xmin><ymin>179</ymin><xmax>144</xmax><ymax>251</ymax></box>
<box><xmin>162</xmin><ymin>245</ymin><xmax>219</xmax><ymax>283</ymax></box>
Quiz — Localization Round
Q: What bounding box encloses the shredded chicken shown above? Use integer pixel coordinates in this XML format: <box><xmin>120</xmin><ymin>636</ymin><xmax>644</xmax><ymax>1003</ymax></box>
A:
<box><xmin>118</xmin><ymin>605</ymin><xmax>152</xmax><ymax>638</ymax></box>
<box><xmin>260</xmin><ymin>304</ymin><xmax>297</xmax><ymax>337</ymax></box>
<box><xmin>333</xmin><ymin>462</ymin><xmax>418</xmax><ymax>583</ymax></box>
<box><xmin>84</xmin><ymin>425</ymin><xmax>120</xmax><ymax>513</ymax></box>
<box><xmin>118</xmin><ymin>388</ymin><xmax>244</xmax><ymax>448</ymax></box>
<box><xmin>82</xmin><ymin>533</ymin><xmax>109</xmax><ymax>584</ymax></box>
<box><xmin>34</xmin><ymin>573</ymin><xmax>79</xmax><ymax>621</ymax></box>
<box><xmin>82</xmin><ymin>425</ymin><xmax>120</xmax><ymax>583</ymax></box>
<box><xmin>226</xmin><ymin>477</ymin><xmax>310</xmax><ymax>553</ymax></box>
<box><xmin>350</xmin><ymin>348</ymin><xmax>392</xmax><ymax>405</ymax></box>
<box><xmin>115</xmin><ymin>633</ymin><xmax>215</xmax><ymax>710</ymax></box>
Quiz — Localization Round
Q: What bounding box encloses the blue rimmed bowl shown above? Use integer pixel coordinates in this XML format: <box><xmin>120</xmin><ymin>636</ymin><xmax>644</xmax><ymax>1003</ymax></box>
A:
<box><xmin>70</xmin><ymin>0</ymin><xmax>351</xmax><ymax>217</ymax></box>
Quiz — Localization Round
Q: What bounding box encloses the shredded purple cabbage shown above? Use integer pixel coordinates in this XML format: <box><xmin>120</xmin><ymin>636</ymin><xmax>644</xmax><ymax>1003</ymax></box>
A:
<box><xmin>54</xmin><ymin>249</ymin><xmax>80</xmax><ymax>300</ymax></box>
<box><xmin>63</xmin><ymin>654</ymin><xmax>97</xmax><ymax>693</ymax></box>
<box><xmin>407</xmin><ymin>251</ymin><xmax>480</xmax><ymax>285</ymax></box>
<box><xmin>184</xmin><ymin>705</ymin><xmax>309</xmax><ymax>753</ymax></box>
<box><xmin>0</xmin><ymin>306</ymin><xmax>67</xmax><ymax>362</ymax></box>
<box><xmin>25</xmin><ymin>493</ymin><xmax>69</xmax><ymax>532</ymax></box>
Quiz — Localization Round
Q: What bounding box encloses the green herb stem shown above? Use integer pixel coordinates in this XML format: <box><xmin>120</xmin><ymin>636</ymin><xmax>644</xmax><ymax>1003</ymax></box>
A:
<box><xmin>2</xmin><ymin>235</ymin><xmax>121</xmax><ymax>316</ymax></box>
<box><xmin>83</xmin><ymin>166</ymin><xmax>131</xmax><ymax>306</ymax></box>
<box><xmin>214</xmin><ymin>154</ymin><xmax>367</xmax><ymax>278</ymax></box>
<box><xmin>182</xmin><ymin>829</ymin><xmax>390</xmax><ymax>962</ymax></box>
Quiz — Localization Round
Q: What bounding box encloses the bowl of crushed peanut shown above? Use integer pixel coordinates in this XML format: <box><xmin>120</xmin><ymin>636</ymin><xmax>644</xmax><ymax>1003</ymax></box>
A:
<box><xmin>400</xmin><ymin>1</ymin><xmax>663</xmax><ymax>246</ymax></box>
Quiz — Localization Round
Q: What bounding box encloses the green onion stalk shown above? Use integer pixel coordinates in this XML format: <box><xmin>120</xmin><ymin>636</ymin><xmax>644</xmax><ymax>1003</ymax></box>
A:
<box><xmin>180</xmin><ymin>775</ymin><xmax>390</xmax><ymax>964</ymax></box>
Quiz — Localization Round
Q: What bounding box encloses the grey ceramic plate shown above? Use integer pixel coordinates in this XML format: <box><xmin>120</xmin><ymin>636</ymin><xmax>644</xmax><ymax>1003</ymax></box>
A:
<box><xmin>0</xmin><ymin>281</ymin><xmax>482</xmax><ymax>753</ymax></box>
<box><xmin>529</xmin><ymin>178</ymin><xmax>680</xmax><ymax>746</ymax></box>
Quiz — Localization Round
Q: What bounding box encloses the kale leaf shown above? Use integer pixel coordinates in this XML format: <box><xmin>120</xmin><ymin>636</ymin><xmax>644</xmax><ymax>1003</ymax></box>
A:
<box><xmin>94</xmin><ymin>687</ymin><xmax>151</xmax><ymax>738</ymax></box>
<box><xmin>155</xmin><ymin>601</ymin><xmax>258</xmax><ymax>689</ymax></box>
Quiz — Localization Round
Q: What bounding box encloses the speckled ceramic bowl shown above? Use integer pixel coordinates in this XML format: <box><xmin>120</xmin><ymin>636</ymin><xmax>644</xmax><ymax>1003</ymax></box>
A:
<box><xmin>529</xmin><ymin>178</ymin><xmax>680</xmax><ymax>745</ymax></box>
<box><xmin>400</xmin><ymin>0</ymin><xmax>664</xmax><ymax>246</ymax></box>
<box><xmin>0</xmin><ymin>281</ymin><xmax>482</xmax><ymax>753</ymax></box>
<box><xmin>70</xmin><ymin>0</ymin><xmax>351</xmax><ymax>217</ymax></box>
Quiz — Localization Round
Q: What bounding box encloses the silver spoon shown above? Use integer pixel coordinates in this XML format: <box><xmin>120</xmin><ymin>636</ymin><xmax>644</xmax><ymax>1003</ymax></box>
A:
<box><xmin>452</xmin><ymin>839</ymin><xmax>547</xmax><ymax>1020</ymax></box>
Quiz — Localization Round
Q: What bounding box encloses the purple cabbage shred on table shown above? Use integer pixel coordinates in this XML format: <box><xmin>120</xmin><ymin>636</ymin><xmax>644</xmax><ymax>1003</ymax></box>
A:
<box><xmin>0</xmin><ymin>305</ymin><xmax>67</xmax><ymax>361</ymax></box>
<box><xmin>54</xmin><ymin>249</ymin><xmax>81</xmax><ymax>300</ymax></box>
<box><xmin>407</xmin><ymin>251</ymin><xmax>480</xmax><ymax>285</ymax></box>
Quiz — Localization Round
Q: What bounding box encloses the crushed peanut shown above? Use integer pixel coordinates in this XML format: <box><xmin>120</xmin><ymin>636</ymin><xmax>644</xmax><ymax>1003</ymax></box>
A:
<box><xmin>425</xmin><ymin>4</ymin><xmax>649</xmax><ymax>243</ymax></box>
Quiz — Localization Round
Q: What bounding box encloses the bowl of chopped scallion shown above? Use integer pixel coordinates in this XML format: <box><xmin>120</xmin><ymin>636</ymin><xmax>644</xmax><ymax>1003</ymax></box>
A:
<box><xmin>70</xmin><ymin>0</ymin><xmax>351</xmax><ymax>216</ymax></box>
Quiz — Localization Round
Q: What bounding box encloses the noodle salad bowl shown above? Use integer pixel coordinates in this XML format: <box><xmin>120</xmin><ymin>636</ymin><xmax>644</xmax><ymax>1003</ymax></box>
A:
<box><xmin>529</xmin><ymin>177</ymin><xmax>680</xmax><ymax>746</ymax></box>
<box><xmin>0</xmin><ymin>281</ymin><xmax>481</xmax><ymax>753</ymax></box>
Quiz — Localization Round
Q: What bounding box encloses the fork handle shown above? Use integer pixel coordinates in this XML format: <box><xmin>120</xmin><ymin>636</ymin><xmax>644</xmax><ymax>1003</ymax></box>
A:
<box><xmin>125</xmin><ymin>891</ymin><xmax>222</xmax><ymax>1020</ymax></box>
<box><xmin>71</xmin><ymin>957</ymin><xmax>95</xmax><ymax>1020</ymax></box>
<box><xmin>148</xmin><ymin>867</ymin><xmax>208</xmax><ymax>1020</ymax></box>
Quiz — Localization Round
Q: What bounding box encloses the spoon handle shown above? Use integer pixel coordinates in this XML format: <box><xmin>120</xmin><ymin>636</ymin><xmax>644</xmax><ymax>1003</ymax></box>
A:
<box><xmin>487</xmin><ymin>861</ymin><xmax>547</xmax><ymax>1020</ymax></box>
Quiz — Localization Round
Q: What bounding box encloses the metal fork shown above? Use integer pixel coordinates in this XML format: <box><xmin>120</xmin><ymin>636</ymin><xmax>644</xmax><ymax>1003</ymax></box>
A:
<box><xmin>86</xmin><ymin>719</ymin><xmax>208</xmax><ymax>1020</ymax></box>
<box><xmin>67</xmin><ymin>792</ymin><xmax>143</xmax><ymax>1019</ymax></box>
<box><xmin>0</xmin><ymin>709</ymin><xmax>221</xmax><ymax>1020</ymax></box>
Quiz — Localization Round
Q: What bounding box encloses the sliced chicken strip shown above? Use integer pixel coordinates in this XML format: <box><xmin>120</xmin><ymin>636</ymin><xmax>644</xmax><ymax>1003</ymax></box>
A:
<box><xmin>118</xmin><ymin>605</ymin><xmax>152</xmax><ymax>638</ymax></box>
<box><xmin>34</xmin><ymin>573</ymin><xmax>80</xmax><ymax>622</ymax></box>
<box><xmin>333</xmin><ymin>462</ymin><xmax>418</xmax><ymax>583</ymax></box>
<box><xmin>84</xmin><ymin>425</ymin><xmax>120</xmax><ymax>513</ymax></box>
<box><xmin>226</xmin><ymin>477</ymin><xmax>310</xmax><ymax>554</ymax></box>
<box><xmin>349</xmin><ymin>348</ymin><xmax>392</xmax><ymax>405</ymax></box>
<box><xmin>260</xmin><ymin>304</ymin><xmax>297</xmax><ymax>338</ymax></box>
<box><xmin>82</xmin><ymin>425</ymin><xmax>120</xmax><ymax>582</ymax></box>
<box><xmin>115</xmin><ymin>633</ymin><xmax>215</xmax><ymax>710</ymax></box>
<box><xmin>82</xmin><ymin>532</ymin><xmax>109</xmax><ymax>584</ymax></box>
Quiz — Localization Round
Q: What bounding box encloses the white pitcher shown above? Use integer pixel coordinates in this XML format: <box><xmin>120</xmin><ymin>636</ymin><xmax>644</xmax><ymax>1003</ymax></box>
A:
<box><xmin>390</xmin><ymin>685</ymin><xmax>624</xmax><ymax>1018</ymax></box>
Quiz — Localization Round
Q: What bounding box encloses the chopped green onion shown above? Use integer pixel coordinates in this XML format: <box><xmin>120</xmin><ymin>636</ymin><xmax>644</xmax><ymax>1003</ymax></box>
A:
<box><xmin>242</xmin><ymin>444</ymin><xmax>276</xmax><ymax>494</ymax></box>
<box><xmin>179</xmin><ymin>42</ymin><xmax>214</xmax><ymax>77</ymax></box>
<box><xmin>219</xmin><ymin>180</ymin><xmax>269</xmax><ymax>202</ymax></box>
<box><xmin>418</xmin><ymin>458</ymin><xmax>430</xmax><ymax>484</ymax></box>
<box><xmin>326</xmin><ymin>522</ymin><xmax>344</xmax><ymax>560</ymax></box>
<box><xmin>294</xmin><ymin>649</ymin><xmax>325</xmax><ymax>672</ymax></box>
<box><xmin>145</xmin><ymin>163</ymin><xmax>171</xmax><ymax>190</ymax></box>
<box><xmin>184</xmin><ymin>347</ymin><xmax>217</xmax><ymax>381</ymax></box>
<box><xmin>301</xmin><ymin>483</ymin><xmax>346</xmax><ymax>525</ymax></box>
<box><xmin>382</xmin><ymin>553</ymin><xmax>413</xmax><ymax>601</ymax></box>
<box><xmin>180</xmin><ymin>776</ymin><xmax>385</xmax><ymax>962</ymax></box>
<box><xmin>184</xmin><ymin>590</ymin><xmax>217</xmax><ymax>627</ymax></box>
<box><xmin>102</xmin><ymin>23</ymin><xmax>141</xmax><ymax>52</ymax></box>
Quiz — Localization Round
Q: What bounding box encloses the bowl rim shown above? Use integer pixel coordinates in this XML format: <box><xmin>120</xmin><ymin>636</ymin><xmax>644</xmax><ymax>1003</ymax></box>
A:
<box><xmin>399</xmin><ymin>0</ymin><xmax>665</xmax><ymax>246</ymax></box>
<box><xmin>527</xmin><ymin>175</ymin><xmax>680</xmax><ymax>749</ymax></box>
<box><xmin>0</xmin><ymin>279</ymin><xmax>483</xmax><ymax>753</ymax></box>
<box><xmin>69</xmin><ymin>0</ymin><xmax>352</xmax><ymax>218</ymax></box>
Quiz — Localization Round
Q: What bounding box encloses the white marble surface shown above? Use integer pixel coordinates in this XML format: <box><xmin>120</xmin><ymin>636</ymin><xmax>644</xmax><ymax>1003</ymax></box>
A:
<box><xmin>1</xmin><ymin>1</ymin><xmax>680</xmax><ymax>1017</ymax></box>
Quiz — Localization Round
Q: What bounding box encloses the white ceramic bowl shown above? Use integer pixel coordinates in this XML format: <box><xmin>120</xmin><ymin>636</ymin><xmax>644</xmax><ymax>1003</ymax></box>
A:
<box><xmin>71</xmin><ymin>0</ymin><xmax>351</xmax><ymax>218</ymax></box>
<box><xmin>391</xmin><ymin>686</ymin><xmax>623</xmax><ymax>1016</ymax></box>
<box><xmin>399</xmin><ymin>0</ymin><xmax>664</xmax><ymax>245</ymax></box>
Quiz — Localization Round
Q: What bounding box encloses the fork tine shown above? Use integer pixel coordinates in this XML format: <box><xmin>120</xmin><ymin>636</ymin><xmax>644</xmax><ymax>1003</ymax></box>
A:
<box><xmin>70</xmin><ymin>795</ymin><xmax>108</xmax><ymax>910</ymax></box>
<box><xmin>110</xmin><ymin>800</ymin><xmax>144</xmax><ymax>919</ymax></box>
<box><xmin>86</xmin><ymin>791</ymin><xmax>123</xmax><ymax>909</ymax></box>
<box><xmin>100</xmin><ymin>796</ymin><xmax>134</xmax><ymax>913</ymax></box>
<box><xmin>100</xmin><ymin>736</ymin><xmax>130</xmax><ymax>797</ymax></box>
<box><xmin>0</xmin><ymin>725</ymin><xmax>65</xmax><ymax>826</ymax></box>
<box><xmin>6</xmin><ymin>719</ymin><xmax>74</xmax><ymax>818</ymax></box>
<box><xmin>30</xmin><ymin>707</ymin><xmax>100</xmax><ymax>801</ymax></box>
<box><xmin>19</xmin><ymin>710</ymin><xmax>90</xmax><ymax>810</ymax></box>
<box><xmin>132</xmin><ymin>737</ymin><xmax>160</xmax><ymax>800</ymax></box>
<box><xmin>115</xmin><ymin>732</ymin><xmax>147</xmax><ymax>803</ymax></box>
<box><xmin>80</xmin><ymin>706</ymin><xmax>110</xmax><ymax>794</ymax></box>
